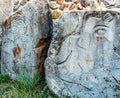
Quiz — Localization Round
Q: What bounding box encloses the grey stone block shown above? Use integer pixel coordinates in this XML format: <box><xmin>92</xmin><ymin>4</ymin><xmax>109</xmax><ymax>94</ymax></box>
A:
<box><xmin>1</xmin><ymin>0</ymin><xmax>52</xmax><ymax>81</ymax></box>
<box><xmin>45</xmin><ymin>10</ymin><xmax>120</xmax><ymax>97</ymax></box>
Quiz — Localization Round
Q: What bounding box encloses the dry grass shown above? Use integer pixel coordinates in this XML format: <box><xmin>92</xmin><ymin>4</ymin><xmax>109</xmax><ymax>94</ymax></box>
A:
<box><xmin>0</xmin><ymin>73</ymin><xmax>58</xmax><ymax>98</ymax></box>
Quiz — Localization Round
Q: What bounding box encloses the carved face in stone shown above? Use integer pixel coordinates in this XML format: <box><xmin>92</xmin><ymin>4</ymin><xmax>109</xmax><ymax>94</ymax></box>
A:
<box><xmin>55</xmin><ymin>12</ymin><xmax>116</xmax><ymax>75</ymax></box>
<box><xmin>45</xmin><ymin>11</ymin><xmax>120</xmax><ymax>97</ymax></box>
<box><xmin>79</xmin><ymin>12</ymin><xmax>116</xmax><ymax>70</ymax></box>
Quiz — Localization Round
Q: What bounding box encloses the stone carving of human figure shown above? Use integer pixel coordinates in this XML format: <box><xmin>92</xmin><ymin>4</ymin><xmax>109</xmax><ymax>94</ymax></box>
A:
<box><xmin>80</xmin><ymin>12</ymin><xmax>116</xmax><ymax>69</ymax></box>
<box><xmin>45</xmin><ymin>11</ymin><xmax>120</xmax><ymax>97</ymax></box>
<box><xmin>54</xmin><ymin>12</ymin><xmax>117</xmax><ymax>80</ymax></box>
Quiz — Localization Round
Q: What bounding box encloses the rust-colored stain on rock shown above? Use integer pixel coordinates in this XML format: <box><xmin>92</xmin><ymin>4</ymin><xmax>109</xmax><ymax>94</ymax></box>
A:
<box><xmin>38</xmin><ymin>61</ymin><xmax>44</xmax><ymax>72</ymax></box>
<box><xmin>4</xmin><ymin>16</ymin><xmax>13</xmax><ymax>28</ymax></box>
<box><xmin>35</xmin><ymin>37</ymin><xmax>51</xmax><ymax>48</ymax></box>
<box><xmin>13</xmin><ymin>44</ymin><xmax>21</xmax><ymax>58</ymax></box>
<box><xmin>86</xmin><ymin>76</ymin><xmax>89</xmax><ymax>80</ymax></box>
<box><xmin>35</xmin><ymin>37</ymin><xmax>51</xmax><ymax>72</ymax></box>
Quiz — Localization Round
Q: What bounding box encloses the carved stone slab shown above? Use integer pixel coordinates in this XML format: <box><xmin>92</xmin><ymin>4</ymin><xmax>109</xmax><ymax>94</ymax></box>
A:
<box><xmin>45</xmin><ymin>10</ymin><xmax>120</xmax><ymax>97</ymax></box>
<box><xmin>1</xmin><ymin>0</ymin><xmax>52</xmax><ymax>81</ymax></box>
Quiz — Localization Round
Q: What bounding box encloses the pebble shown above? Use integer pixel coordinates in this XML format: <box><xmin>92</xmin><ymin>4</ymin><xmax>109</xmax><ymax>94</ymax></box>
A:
<box><xmin>59</xmin><ymin>3</ymin><xmax>66</xmax><ymax>10</ymax></box>
<box><xmin>56</xmin><ymin>0</ymin><xmax>64</xmax><ymax>5</ymax></box>
<box><xmin>49</xmin><ymin>2</ymin><xmax>58</xmax><ymax>10</ymax></box>
<box><xmin>69</xmin><ymin>3</ymin><xmax>76</xmax><ymax>10</ymax></box>
<box><xmin>80</xmin><ymin>0</ymin><xmax>90</xmax><ymax>7</ymax></box>
<box><xmin>74</xmin><ymin>0</ymin><xmax>80</xmax><ymax>4</ymax></box>
<box><xmin>20</xmin><ymin>0</ymin><xmax>27</xmax><ymax>6</ymax></box>
<box><xmin>90</xmin><ymin>0</ymin><xmax>101</xmax><ymax>10</ymax></box>
<box><xmin>65</xmin><ymin>0</ymin><xmax>73</xmax><ymax>2</ymax></box>
<box><xmin>52</xmin><ymin>10</ymin><xmax>61</xmax><ymax>19</ymax></box>
<box><xmin>77</xmin><ymin>4</ymin><xmax>83</xmax><ymax>10</ymax></box>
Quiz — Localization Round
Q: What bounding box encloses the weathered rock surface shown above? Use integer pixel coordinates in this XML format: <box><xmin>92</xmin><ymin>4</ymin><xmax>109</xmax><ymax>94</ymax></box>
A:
<box><xmin>45</xmin><ymin>10</ymin><xmax>120</xmax><ymax>97</ymax></box>
<box><xmin>1</xmin><ymin>0</ymin><xmax>52</xmax><ymax>81</ymax></box>
<box><xmin>0</xmin><ymin>0</ymin><xmax>13</xmax><ymax>22</ymax></box>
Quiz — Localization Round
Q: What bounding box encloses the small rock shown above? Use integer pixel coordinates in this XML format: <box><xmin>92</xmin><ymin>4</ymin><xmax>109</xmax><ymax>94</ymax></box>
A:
<box><xmin>69</xmin><ymin>3</ymin><xmax>76</xmax><ymax>10</ymax></box>
<box><xmin>49</xmin><ymin>2</ymin><xmax>58</xmax><ymax>10</ymax></box>
<box><xmin>77</xmin><ymin>4</ymin><xmax>83</xmax><ymax>10</ymax></box>
<box><xmin>49</xmin><ymin>0</ymin><xmax>56</xmax><ymax>1</ymax></box>
<box><xmin>65</xmin><ymin>0</ymin><xmax>73</xmax><ymax>2</ymax></box>
<box><xmin>56</xmin><ymin>0</ymin><xmax>64</xmax><ymax>5</ymax></box>
<box><xmin>90</xmin><ymin>0</ymin><xmax>101</xmax><ymax>10</ymax></box>
<box><xmin>80</xmin><ymin>0</ymin><xmax>90</xmax><ymax>7</ymax></box>
<box><xmin>65</xmin><ymin>3</ymin><xmax>69</xmax><ymax>8</ymax></box>
<box><xmin>59</xmin><ymin>3</ymin><xmax>66</xmax><ymax>10</ymax></box>
<box><xmin>74</xmin><ymin>0</ymin><xmax>80</xmax><ymax>4</ymax></box>
<box><xmin>52</xmin><ymin>10</ymin><xmax>61</xmax><ymax>19</ymax></box>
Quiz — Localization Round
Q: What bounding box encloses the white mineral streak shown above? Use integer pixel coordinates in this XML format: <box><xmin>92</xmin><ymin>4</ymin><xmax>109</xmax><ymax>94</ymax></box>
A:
<box><xmin>45</xmin><ymin>10</ymin><xmax>120</xmax><ymax>97</ymax></box>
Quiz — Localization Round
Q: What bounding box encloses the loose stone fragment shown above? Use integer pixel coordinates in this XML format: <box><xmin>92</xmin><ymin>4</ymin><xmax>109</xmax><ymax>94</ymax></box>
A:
<box><xmin>56</xmin><ymin>0</ymin><xmax>64</xmax><ymax>5</ymax></box>
<box><xmin>65</xmin><ymin>0</ymin><xmax>73</xmax><ymax>2</ymax></box>
<box><xmin>59</xmin><ymin>3</ymin><xmax>66</xmax><ymax>10</ymax></box>
<box><xmin>49</xmin><ymin>2</ymin><xmax>58</xmax><ymax>10</ymax></box>
<box><xmin>74</xmin><ymin>0</ymin><xmax>80</xmax><ymax>4</ymax></box>
<box><xmin>52</xmin><ymin>10</ymin><xmax>61</xmax><ymax>19</ymax></box>
<box><xmin>80</xmin><ymin>0</ymin><xmax>90</xmax><ymax>7</ymax></box>
<box><xmin>65</xmin><ymin>3</ymin><xmax>69</xmax><ymax>8</ymax></box>
<box><xmin>90</xmin><ymin>0</ymin><xmax>101</xmax><ymax>10</ymax></box>
<box><xmin>20</xmin><ymin>0</ymin><xmax>27</xmax><ymax>6</ymax></box>
<box><xmin>69</xmin><ymin>3</ymin><xmax>76</xmax><ymax>10</ymax></box>
<box><xmin>77</xmin><ymin>4</ymin><xmax>83</xmax><ymax>10</ymax></box>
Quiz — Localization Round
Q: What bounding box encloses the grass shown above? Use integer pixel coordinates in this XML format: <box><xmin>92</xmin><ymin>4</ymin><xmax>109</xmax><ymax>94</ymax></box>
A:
<box><xmin>0</xmin><ymin>73</ymin><xmax>58</xmax><ymax>98</ymax></box>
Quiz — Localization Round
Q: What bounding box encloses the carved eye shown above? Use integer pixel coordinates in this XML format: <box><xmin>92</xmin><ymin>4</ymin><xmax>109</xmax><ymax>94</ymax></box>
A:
<box><xmin>94</xmin><ymin>25</ymin><xmax>108</xmax><ymax>36</ymax></box>
<box><xmin>95</xmin><ymin>29</ymin><xmax>106</xmax><ymax>35</ymax></box>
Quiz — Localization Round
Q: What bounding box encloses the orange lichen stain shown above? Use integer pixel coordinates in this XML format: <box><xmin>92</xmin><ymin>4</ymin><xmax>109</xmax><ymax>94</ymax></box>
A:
<box><xmin>35</xmin><ymin>37</ymin><xmax>51</xmax><ymax>48</ymax></box>
<box><xmin>52</xmin><ymin>10</ymin><xmax>61</xmax><ymax>19</ymax></box>
<box><xmin>4</xmin><ymin>16</ymin><xmax>13</xmax><ymax>28</ymax></box>
<box><xmin>96</xmin><ymin>36</ymin><xmax>99</xmax><ymax>41</ymax></box>
<box><xmin>74</xmin><ymin>0</ymin><xmax>80</xmax><ymax>4</ymax></box>
<box><xmin>86</xmin><ymin>76</ymin><xmax>89</xmax><ymax>81</ymax></box>
<box><xmin>56</xmin><ymin>0</ymin><xmax>64</xmax><ymax>5</ymax></box>
<box><xmin>13</xmin><ymin>44</ymin><xmax>21</xmax><ymax>58</ymax></box>
<box><xmin>100</xmin><ymin>36</ymin><xmax>104</xmax><ymax>40</ymax></box>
